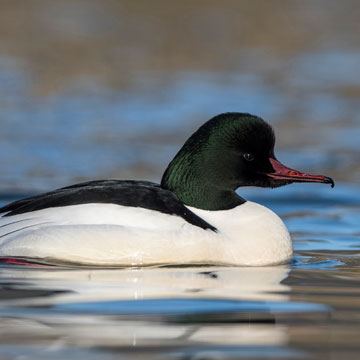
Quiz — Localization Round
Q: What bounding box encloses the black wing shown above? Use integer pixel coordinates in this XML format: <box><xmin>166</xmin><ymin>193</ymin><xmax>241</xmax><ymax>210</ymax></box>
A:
<box><xmin>0</xmin><ymin>180</ymin><xmax>217</xmax><ymax>232</ymax></box>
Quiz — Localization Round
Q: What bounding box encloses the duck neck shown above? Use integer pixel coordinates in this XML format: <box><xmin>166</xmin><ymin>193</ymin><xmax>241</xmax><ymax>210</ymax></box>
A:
<box><xmin>161</xmin><ymin>155</ymin><xmax>245</xmax><ymax>211</ymax></box>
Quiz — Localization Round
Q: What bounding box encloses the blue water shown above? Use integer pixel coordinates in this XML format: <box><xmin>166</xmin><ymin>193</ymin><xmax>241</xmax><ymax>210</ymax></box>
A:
<box><xmin>1</xmin><ymin>51</ymin><xmax>359</xmax><ymax>191</ymax></box>
<box><xmin>54</xmin><ymin>298</ymin><xmax>328</xmax><ymax>315</ymax></box>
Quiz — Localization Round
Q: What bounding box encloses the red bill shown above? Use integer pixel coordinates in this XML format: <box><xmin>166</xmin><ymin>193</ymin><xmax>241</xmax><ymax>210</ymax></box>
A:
<box><xmin>267</xmin><ymin>158</ymin><xmax>334</xmax><ymax>187</ymax></box>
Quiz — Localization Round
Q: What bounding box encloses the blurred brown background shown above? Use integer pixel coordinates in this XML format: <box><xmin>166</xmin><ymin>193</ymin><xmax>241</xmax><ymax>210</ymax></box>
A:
<box><xmin>0</xmin><ymin>0</ymin><xmax>359</xmax><ymax>190</ymax></box>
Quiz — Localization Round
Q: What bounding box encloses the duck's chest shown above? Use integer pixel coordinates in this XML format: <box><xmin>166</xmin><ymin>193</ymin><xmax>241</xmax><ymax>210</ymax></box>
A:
<box><xmin>187</xmin><ymin>201</ymin><xmax>293</xmax><ymax>266</ymax></box>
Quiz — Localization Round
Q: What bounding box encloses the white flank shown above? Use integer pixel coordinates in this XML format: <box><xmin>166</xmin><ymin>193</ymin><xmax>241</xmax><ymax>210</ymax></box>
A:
<box><xmin>0</xmin><ymin>201</ymin><xmax>292</xmax><ymax>266</ymax></box>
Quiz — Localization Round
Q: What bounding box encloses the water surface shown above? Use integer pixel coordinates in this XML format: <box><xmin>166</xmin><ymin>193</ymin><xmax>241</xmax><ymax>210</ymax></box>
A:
<box><xmin>0</xmin><ymin>183</ymin><xmax>359</xmax><ymax>359</ymax></box>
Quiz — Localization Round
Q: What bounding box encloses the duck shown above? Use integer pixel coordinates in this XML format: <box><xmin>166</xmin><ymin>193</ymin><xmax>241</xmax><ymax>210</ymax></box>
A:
<box><xmin>0</xmin><ymin>113</ymin><xmax>334</xmax><ymax>267</ymax></box>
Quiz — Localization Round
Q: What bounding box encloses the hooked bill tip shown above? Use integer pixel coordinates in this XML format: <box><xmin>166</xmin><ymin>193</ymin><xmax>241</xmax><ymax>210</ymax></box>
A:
<box><xmin>326</xmin><ymin>176</ymin><xmax>335</xmax><ymax>188</ymax></box>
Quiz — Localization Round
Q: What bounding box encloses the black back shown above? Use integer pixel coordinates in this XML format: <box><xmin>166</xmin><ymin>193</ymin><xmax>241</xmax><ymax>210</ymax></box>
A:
<box><xmin>0</xmin><ymin>180</ymin><xmax>217</xmax><ymax>232</ymax></box>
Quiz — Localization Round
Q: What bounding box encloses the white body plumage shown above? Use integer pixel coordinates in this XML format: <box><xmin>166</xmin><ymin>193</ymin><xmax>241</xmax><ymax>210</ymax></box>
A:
<box><xmin>0</xmin><ymin>201</ymin><xmax>292</xmax><ymax>266</ymax></box>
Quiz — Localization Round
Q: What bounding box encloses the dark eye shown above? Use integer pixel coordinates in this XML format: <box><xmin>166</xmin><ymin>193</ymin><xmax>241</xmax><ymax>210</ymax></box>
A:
<box><xmin>243</xmin><ymin>153</ymin><xmax>254</xmax><ymax>161</ymax></box>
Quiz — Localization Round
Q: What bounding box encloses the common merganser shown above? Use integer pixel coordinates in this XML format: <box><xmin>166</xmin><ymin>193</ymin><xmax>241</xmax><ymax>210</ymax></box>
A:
<box><xmin>0</xmin><ymin>113</ymin><xmax>334</xmax><ymax>266</ymax></box>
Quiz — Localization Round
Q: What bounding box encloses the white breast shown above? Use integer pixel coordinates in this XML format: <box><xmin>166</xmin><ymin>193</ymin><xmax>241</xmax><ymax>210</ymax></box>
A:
<box><xmin>188</xmin><ymin>201</ymin><xmax>293</xmax><ymax>266</ymax></box>
<box><xmin>0</xmin><ymin>201</ymin><xmax>292</xmax><ymax>266</ymax></box>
